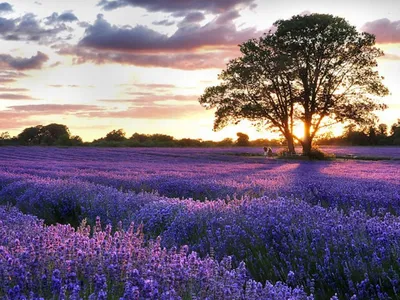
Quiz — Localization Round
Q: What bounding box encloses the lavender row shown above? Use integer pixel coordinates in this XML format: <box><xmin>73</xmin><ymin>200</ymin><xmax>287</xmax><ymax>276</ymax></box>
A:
<box><xmin>0</xmin><ymin>206</ymin><xmax>311</xmax><ymax>300</ymax></box>
<box><xmin>0</xmin><ymin>146</ymin><xmax>399</xmax><ymax>160</ymax></box>
<box><xmin>0</xmin><ymin>175</ymin><xmax>399</xmax><ymax>298</ymax></box>
<box><xmin>1</xmin><ymin>158</ymin><xmax>399</xmax><ymax>216</ymax></box>
<box><xmin>135</xmin><ymin>197</ymin><xmax>400</xmax><ymax>299</ymax></box>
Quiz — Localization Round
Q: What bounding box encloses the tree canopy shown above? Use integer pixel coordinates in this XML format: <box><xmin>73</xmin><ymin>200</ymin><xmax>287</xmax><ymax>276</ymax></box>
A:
<box><xmin>199</xmin><ymin>13</ymin><xmax>389</xmax><ymax>155</ymax></box>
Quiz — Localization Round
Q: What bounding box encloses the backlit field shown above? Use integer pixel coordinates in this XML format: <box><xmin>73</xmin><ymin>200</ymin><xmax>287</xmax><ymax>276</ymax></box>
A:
<box><xmin>0</xmin><ymin>147</ymin><xmax>400</xmax><ymax>299</ymax></box>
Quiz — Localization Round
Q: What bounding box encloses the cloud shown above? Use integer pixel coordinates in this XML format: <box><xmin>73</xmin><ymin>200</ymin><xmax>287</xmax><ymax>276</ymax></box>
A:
<box><xmin>133</xmin><ymin>83</ymin><xmax>176</xmax><ymax>89</ymax></box>
<box><xmin>99</xmin><ymin>93</ymin><xmax>198</xmax><ymax>105</ymax></box>
<box><xmin>381</xmin><ymin>53</ymin><xmax>400</xmax><ymax>60</ymax></box>
<box><xmin>361</xmin><ymin>18</ymin><xmax>400</xmax><ymax>43</ymax></box>
<box><xmin>60</xmin><ymin>12</ymin><xmax>260</xmax><ymax>70</ymax></box>
<box><xmin>86</xmin><ymin>105</ymin><xmax>204</xmax><ymax>119</ymax></box>
<box><xmin>0</xmin><ymin>110</ymin><xmax>37</xmax><ymax>129</ymax></box>
<box><xmin>45</xmin><ymin>11</ymin><xmax>78</xmax><ymax>25</ymax></box>
<box><xmin>0</xmin><ymin>93</ymin><xmax>36</xmax><ymax>100</ymax></box>
<box><xmin>0</xmin><ymin>71</ymin><xmax>26</xmax><ymax>83</ymax></box>
<box><xmin>0</xmin><ymin>104</ymin><xmax>103</xmax><ymax>130</ymax></box>
<box><xmin>48</xmin><ymin>84</ymin><xmax>93</xmax><ymax>88</ymax></box>
<box><xmin>0</xmin><ymin>51</ymin><xmax>49</xmax><ymax>70</ymax></box>
<box><xmin>0</xmin><ymin>87</ymin><xmax>29</xmax><ymax>92</ymax></box>
<box><xmin>98</xmin><ymin>0</ymin><xmax>256</xmax><ymax>14</ymax></box>
<box><xmin>80</xmin><ymin>13</ymin><xmax>257</xmax><ymax>52</ymax></box>
<box><xmin>79</xmin><ymin>15</ymin><xmax>168</xmax><ymax>51</ymax></box>
<box><xmin>178</xmin><ymin>12</ymin><xmax>205</xmax><ymax>27</ymax></box>
<box><xmin>0</xmin><ymin>13</ymin><xmax>73</xmax><ymax>44</ymax></box>
<box><xmin>59</xmin><ymin>45</ymin><xmax>239</xmax><ymax>69</ymax></box>
<box><xmin>0</xmin><ymin>2</ymin><xmax>12</xmax><ymax>13</ymax></box>
<box><xmin>152</xmin><ymin>19</ymin><xmax>175</xmax><ymax>26</ymax></box>
<box><xmin>7</xmin><ymin>104</ymin><xmax>101</xmax><ymax>113</ymax></box>
<box><xmin>0</xmin><ymin>16</ymin><xmax>15</xmax><ymax>33</ymax></box>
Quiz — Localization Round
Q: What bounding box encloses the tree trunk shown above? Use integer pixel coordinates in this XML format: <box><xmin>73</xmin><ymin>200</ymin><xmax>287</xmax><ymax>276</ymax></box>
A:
<box><xmin>302</xmin><ymin>121</ymin><xmax>312</xmax><ymax>156</ymax></box>
<box><xmin>284</xmin><ymin>132</ymin><xmax>296</xmax><ymax>154</ymax></box>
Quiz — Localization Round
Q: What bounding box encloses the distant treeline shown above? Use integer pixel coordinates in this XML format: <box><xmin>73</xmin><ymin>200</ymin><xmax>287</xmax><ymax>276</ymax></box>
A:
<box><xmin>0</xmin><ymin>125</ymin><xmax>283</xmax><ymax>147</ymax></box>
<box><xmin>1</xmin><ymin>120</ymin><xmax>400</xmax><ymax>147</ymax></box>
<box><xmin>315</xmin><ymin>121</ymin><xmax>400</xmax><ymax>146</ymax></box>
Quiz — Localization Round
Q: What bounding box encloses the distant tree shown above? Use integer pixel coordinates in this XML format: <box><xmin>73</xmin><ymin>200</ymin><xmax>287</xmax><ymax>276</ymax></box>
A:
<box><xmin>391</xmin><ymin>119</ymin><xmax>400</xmax><ymax>145</ymax></box>
<box><xmin>390</xmin><ymin>119</ymin><xmax>400</xmax><ymax>135</ymax></box>
<box><xmin>105</xmin><ymin>129</ymin><xmax>126</xmax><ymax>142</ymax></box>
<box><xmin>377</xmin><ymin>123</ymin><xmax>388</xmax><ymax>137</ymax></box>
<box><xmin>368</xmin><ymin>126</ymin><xmax>378</xmax><ymax>145</ymax></box>
<box><xmin>18</xmin><ymin>126</ymin><xmax>43</xmax><ymax>145</ymax></box>
<box><xmin>236</xmin><ymin>132</ymin><xmax>250</xmax><ymax>146</ymax></box>
<box><xmin>216</xmin><ymin>138</ymin><xmax>234</xmax><ymax>147</ymax></box>
<box><xmin>200</xmin><ymin>13</ymin><xmax>388</xmax><ymax>156</ymax></box>
<box><xmin>0</xmin><ymin>131</ymin><xmax>10</xmax><ymax>140</ymax></box>
<box><xmin>130</xmin><ymin>133</ymin><xmax>149</xmax><ymax>143</ymax></box>
<box><xmin>41</xmin><ymin>124</ymin><xmax>70</xmax><ymax>145</ymax></box>
<box><xmin>150</xmin><ymin>134</ymin><xmax>174</xmax><ymax>143</ymax></box>
<box><xmin>177</xmin><ymin>138</ymin><xmax>202</xmax><ymax>147</ymax></box>
<box><xmin>70</xmin><ymin>135</ymin><xmax>83</xmax><ymax>146</ymax></box>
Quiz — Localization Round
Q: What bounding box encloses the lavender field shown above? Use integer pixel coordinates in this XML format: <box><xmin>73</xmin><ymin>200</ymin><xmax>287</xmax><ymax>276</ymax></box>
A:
<box><xmin>1</xmin><ymin>147</ymin><xmax>400</xmax><ymax>299</ymax></box>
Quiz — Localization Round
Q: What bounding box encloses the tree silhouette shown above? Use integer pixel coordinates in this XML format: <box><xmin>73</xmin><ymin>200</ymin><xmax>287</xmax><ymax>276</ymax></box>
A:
<box><xmin>200</xmin><ymin>13</ymin><xmax>388</xmax><ymax>155</ymax></box>
<box><xmin>105</xmin><ymin>129</ymin><xmax>126</xmax><ymax>142</ymax></box>
<box><xmin>236</xmin><ymin>132</ymin><xmax>250</xmax><ymax>146</ymax></box>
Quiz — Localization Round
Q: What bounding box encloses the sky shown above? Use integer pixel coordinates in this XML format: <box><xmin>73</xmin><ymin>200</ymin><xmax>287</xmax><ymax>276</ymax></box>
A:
<box><xmin>0</xmin><ymin>0</ymin><xmax>399</xmax><ymax>142</ymax></box>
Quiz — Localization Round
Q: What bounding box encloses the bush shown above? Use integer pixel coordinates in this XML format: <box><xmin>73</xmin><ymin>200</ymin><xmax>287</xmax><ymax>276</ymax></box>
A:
<box><xmin>308</xmin><ymin>147</ymin><xmax>335</xmax><ymax>160</ymax></box>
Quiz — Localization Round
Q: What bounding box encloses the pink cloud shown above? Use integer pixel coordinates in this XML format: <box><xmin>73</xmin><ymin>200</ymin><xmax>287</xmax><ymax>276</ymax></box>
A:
<box><xmin>361</xmin><ymin>18</ymin><xmax>400</xmax><ymax>44</ymax></box>
<box><xmin>87</xmin><ymin>105</ymin><xmax>204</xmax><ymax>119</ymax></box>
<box><xmin>7</xmin><ymin>104</ymin><xmax>102</xmax><ymax>113</ymax></box>
<box><xmin>99</xmin><ymin>94</ymin><xmax>198</xmax><ymax>105</ymax></box>
<box><xmin>0</xmin><ymin>93</ymin><xmax>36</xmax><ymax>100</ymax></box>
<box><xmin>60</xmin><ymin>45</ymin><xmax>240</xmax><ymax>70</ymax></box>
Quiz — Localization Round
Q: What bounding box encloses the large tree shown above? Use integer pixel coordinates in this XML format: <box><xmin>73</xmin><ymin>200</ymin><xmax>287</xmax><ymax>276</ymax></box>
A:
<box><xmin>199</xmin><ymin>13</ymin><xmax>389</xmax><ymax>155</ymax></box>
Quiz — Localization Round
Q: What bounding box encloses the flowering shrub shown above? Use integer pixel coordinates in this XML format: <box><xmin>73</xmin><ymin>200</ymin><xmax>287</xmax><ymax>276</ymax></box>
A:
<box><xmin>0</xmin><ymin>207</ymin><xmax>311</xmax><ymax>299</ymax></box>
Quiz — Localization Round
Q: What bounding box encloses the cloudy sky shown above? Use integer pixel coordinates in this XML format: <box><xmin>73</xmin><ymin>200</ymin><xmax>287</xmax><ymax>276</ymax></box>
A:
<box><xmin>0</xmin><ymin>0</ymin><xmax>399</xmax><ymax>141</ymax></box>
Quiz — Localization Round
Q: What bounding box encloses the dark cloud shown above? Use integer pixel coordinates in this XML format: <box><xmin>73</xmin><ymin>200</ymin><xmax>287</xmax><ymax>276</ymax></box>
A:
<box><xmin>0</xmin><ymin>13</ymin><xmax>72</xmax><ymax>44</ymax></box>
<box><xmin>0</xmin><ymin>51</ymin><xmax>49</xmax><ymax>70</ymax></box>
<box><xmin>0</xmin><ymin>2</ymin><xmax>12</xmax><ymax>13</ymax></box>
<box><xmin>178</xmin><ymin>12</ymin><xmax>205</xmax><ymax>27</ymax></box>
<box><xmin>58</xmin><ymin>5</ymin><xmax>268</xmax><ymax>70</ymax></box>
<box><xmin>0</xmin><ymin>16</ymin><xmax>15</xmax><ymax>33</ymax></box>
<box><xmin>79</xmin><ymin>15</ymin><xmax>168</xmax><ymax>51</ymax></box>
<box><xmin>80</xmin><ymin>12</ymin><xmax>258</xmax><ymax>52</ymax></box>
<box><xmin>98</xmin><ymin>0</ymin><xmax>256</xmax><ymax>14</ymax></box>
<box><xmin>45</xmin><ymin>11</ymin><xmax>78</xmax><ymax>25</ymax></box>
<box><xmin>361</xmin><ymin>18</ymin><xmax>400</xmax><ymax>43</ymax></box>
<box><xmin>152</xmin><ymin>19</ymin><xmax>175</xmax><ymax>26</ymax></box>
<box><xmin>0</xmin><ymin>93</ymin><xmax>36</xmax><ymax>100</ymax></box>
<box><xmin>78</xmin><ymin>21</ymin><xmax>90</xmax><ymax>28</ymax></box>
